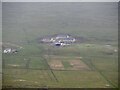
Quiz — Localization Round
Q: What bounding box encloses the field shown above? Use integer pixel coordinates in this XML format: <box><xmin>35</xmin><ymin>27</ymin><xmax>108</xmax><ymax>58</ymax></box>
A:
<box><xmin>2</xmin><ymin>43</ymin><xmax>118</xmax><ymax>88</ymax></box>
<box><xmin>2</xmin><ymin>2</ymin><xmax>118</xmax><ymax>88</ymax></box>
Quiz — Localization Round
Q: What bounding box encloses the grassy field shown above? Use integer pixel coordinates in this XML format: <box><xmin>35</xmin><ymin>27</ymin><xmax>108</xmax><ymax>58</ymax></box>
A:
<box><xmin>2</xmin><ymin>43</ymin><xmax>118</xmax><ymax>88</ymax></box>
<box><xmin>2</xmin><ymin>2</ymin><xmax>118</xmax><ymax>88</ymax></box>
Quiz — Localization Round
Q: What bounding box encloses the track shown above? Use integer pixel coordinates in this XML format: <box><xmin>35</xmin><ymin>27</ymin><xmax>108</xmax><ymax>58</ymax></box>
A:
<box><xmin>23</xmin><ymin>28</ymin><xmax>58</xmax><ymax>82</ymax></box>
<box><xmin>42</xmin><ymin>56</ymin><xmax>58</xmax><ymax>82</ymax></box>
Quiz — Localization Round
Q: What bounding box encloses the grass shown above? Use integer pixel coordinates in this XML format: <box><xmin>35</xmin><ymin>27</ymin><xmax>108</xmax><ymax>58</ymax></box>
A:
<box><xmin>62</xmin><ymin>61</ymin><xmax>72</xmax><ymax>68</ymax></box>
<box><xmin>2</xmin><ymin>43</ymin><xmax>118</xmax><ymax>88</ymax></box>
<box><xmin>29</xmin><ymin>57</ymin><xmax>49</xmax><ymax>69</ymax></box>
<box><xmin>3</xmin><ymin>69</ymin><xmax>112</xmax><ymax>88</ymax></box>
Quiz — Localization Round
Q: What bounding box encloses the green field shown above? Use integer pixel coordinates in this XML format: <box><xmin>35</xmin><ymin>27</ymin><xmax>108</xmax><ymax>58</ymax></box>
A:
<box><xmin>2</xmin><ymin>43</ymin><xmax>118</xmax><ymax>88</ymax></box>
<box><xmin>2</xmin><ymin>2</ymin><xmax>118</xmax><ymax>88</ymax></box>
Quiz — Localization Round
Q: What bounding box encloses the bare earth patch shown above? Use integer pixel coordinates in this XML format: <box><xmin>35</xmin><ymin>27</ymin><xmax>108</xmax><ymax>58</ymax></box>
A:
<box><xmin>48</xmin><ymin>58</ymin><xmax>90</xmax><ymax>71</ymax></box>
<box><xmin>7</xmin><ymin>64</ymin><xmax>20</xmax><ymax>67</ymax></box>
<box><xmin>48</xmin><ymin>60</ymin><xmax>64</xmax><ymax>70</ymax></box>
<box><xmin>14</xmin><ymin>79</ymin><xmax>26</xmax><ymax>82</ymax></box>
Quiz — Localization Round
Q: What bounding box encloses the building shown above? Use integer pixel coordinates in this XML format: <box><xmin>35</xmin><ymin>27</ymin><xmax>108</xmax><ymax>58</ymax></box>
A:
<box><xmin>41</xmin><ymin>38</ymin><xmax>52</xmax><ymax>43</ymax></box>
<box><xmin>60</xmin><ymin>38</ymin><xmax>76</xmax><ymax>43</ymax></box>
<box><xmin>55</xmin><ymin>34</ymin><xmax>70</xmax><ymax>39</ymax></box>
<box><xmin>40</xmin><ymin>34</ymin><xmax>76</xmax><ymax>46</ymax></box>
<box><xmin>54</xmin><ymin>42</ymin><xmax>61</xmax><ymax>46</ymax></box>
<box><xmin>3</xmin><ymin>48</ymin><xmax>18</xmax><ymax>54</ymax></box>
<box><xmin>3</xmin><ymin>48</ymin><xmax>12</xmax><ymax>53</ymax></box>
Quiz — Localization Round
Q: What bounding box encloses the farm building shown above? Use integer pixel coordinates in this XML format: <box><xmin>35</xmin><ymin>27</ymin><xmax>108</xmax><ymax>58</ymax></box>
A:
<box><xmin>40</xmin><ymin>34</ymin><xmax>76</xmax><ymax>46</ymax></box>
<box><xmin>41</xmin><ymin>38</ymin><xmax>52</xmax><ymax>43</ymax></box>
<box><xmin>55</xmin><ymin>34</ymin><xmax>70</xmax><ymax>39</ymax></box>
<box><xmin>58</xmin><ymin>38</ymin><xmax>76</xmax><ymax>43</ymax></box>
<box><xmin>54</xmin><ymin>42</ymin><xmax>61</xmax><ymax>46</ymax></box>
<box><xmin>3</xmin><ymin>48</ymin><xmax>12</xmax><ymax>53</ymax></box>
<box><xmin>53</xmin><ymin>42</ymin><xmax>70</xmax><ymax>46</ymax></box>
<box><xmin>3</xmin><ymin>48</ymin><xmax>18</xmax><ymax>54</ymax></box>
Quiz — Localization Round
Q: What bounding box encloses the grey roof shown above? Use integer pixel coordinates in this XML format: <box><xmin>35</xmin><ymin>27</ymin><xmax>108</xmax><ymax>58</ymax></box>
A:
<box><xmin>63</xmin><ymin>38</ymin><xmax>75</xmax><ymax>40</ymax></box>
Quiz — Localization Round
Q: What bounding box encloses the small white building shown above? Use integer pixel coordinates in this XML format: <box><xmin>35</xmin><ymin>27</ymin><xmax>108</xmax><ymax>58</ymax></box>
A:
<box><xmin>3</xmin><ymin>48</ymin><xmax>12</xmax><ymax>53</ymax></box>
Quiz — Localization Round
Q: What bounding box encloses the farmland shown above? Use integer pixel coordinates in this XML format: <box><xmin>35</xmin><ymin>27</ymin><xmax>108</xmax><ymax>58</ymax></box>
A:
<box><xmin>2</xmin><ymin>2</ymin><xmax>118</xmax><ymax>88</ymax></box>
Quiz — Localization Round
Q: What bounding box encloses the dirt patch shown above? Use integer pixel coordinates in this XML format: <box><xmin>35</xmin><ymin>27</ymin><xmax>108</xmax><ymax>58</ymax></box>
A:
<box><xmin>14</xmin><ymin>79</ymin><xmax>26</xmax><ymax>82</ymax></box>
<box><xmin>44</xmin><ymin>55</ymin><xmax>82</xmax><ymax>60</ymax></box>
<box><xmin>7</xmin><ymin>64</ymin><xmax>20</xmax><ymax>67</ymax></box>
<box><xmin>48</xmin><ymin>59</ymin><xmax>90</xmax><ymax>71</ymax></box>
<box><xmin>69</xmin><ymin>60</ymin><xmax>90</xmax><ymax>70</ymax></box>
<box><xmin>48</xmin><ymin>60</ymin><xmax>64</xmax><ymax>70</ymax></box>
